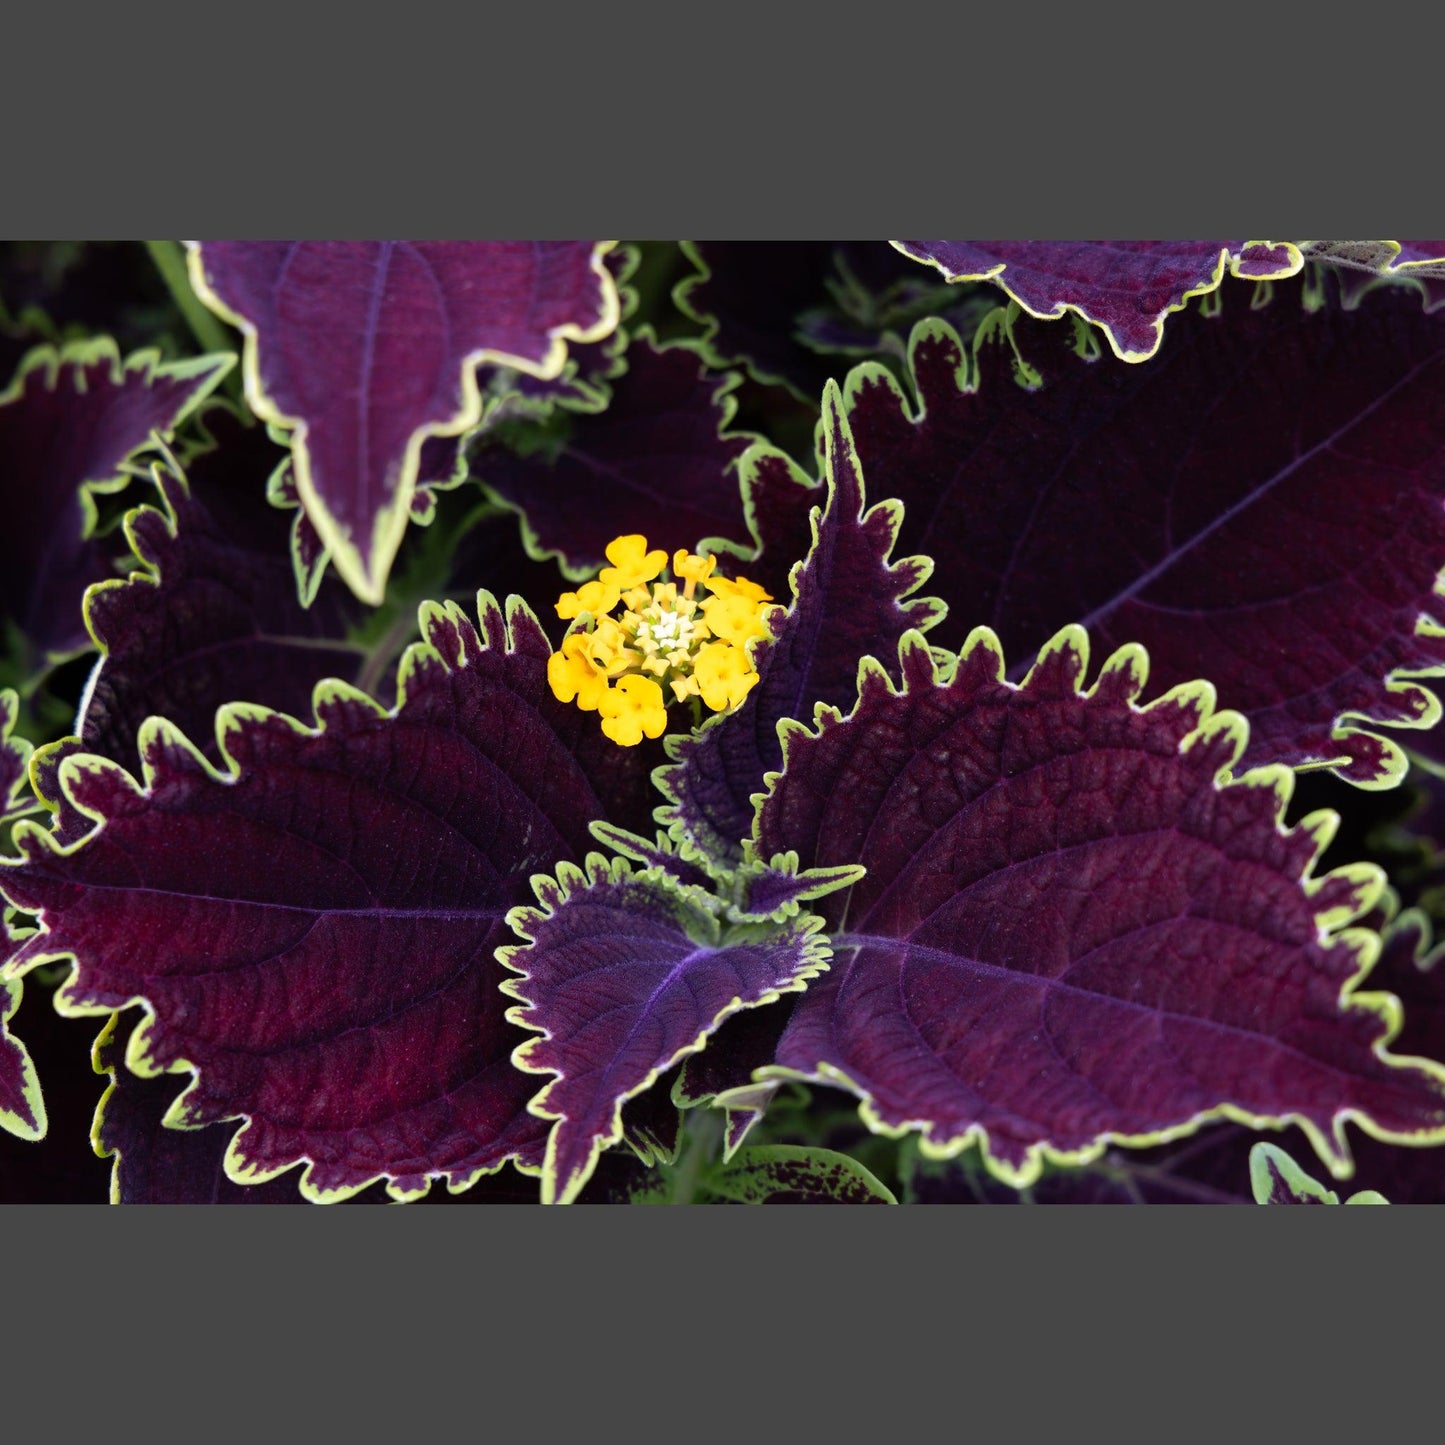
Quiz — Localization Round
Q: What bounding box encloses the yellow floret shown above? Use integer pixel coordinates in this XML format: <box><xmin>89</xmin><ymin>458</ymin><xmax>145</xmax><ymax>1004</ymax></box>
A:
<box><xmin>701</xmin><ymin>591</ymin><xmax>772</xmax><ymax>647</ymax></box>
<box><xmin>547</xmin><ymin>635</ymin><xmax>611</xmax><ymax>712</ymax></box>
<box><xmin>693</xmin><ymin>641</ymin><xmax>759</xmax><ymax>712</ymax></box>
<box><xmin>556</xmin><ymin>578</ymin><xmax>621</xmax><ymax>620</ymax></box>
<box><xmin>598</xmin><ymin>534</ymin><xmax>668</xmax><ymax>590</ymax></box>
<box><xmin>598</xmin><ymin>674</ymin><xmax>669</xmax><ymax>746</ymax></box>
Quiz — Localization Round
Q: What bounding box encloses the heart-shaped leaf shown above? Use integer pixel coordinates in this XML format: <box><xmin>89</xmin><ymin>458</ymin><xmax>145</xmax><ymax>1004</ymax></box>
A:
<box><xmin>187</xmin><ymin>240</ymin><xmax>620</xmax><ymax>605</ymax></box>
<box><xmin>893</xmin><ymin>239</ymin><xmax>1303</xmax><ymax>360</ymax></box>
<box><xmin>0</xmin><ymin>339</ymin><xmax>233</xmax><ymax>663</ymax></box>
<box><xmin>0</xmin><ymin>593</ymin><xmax>644</xmax><ymax>1201</ymax></box>
<box><xmin>501</xmin><ymin>856</ymin><xmax>830</xmax><ymax>1203</ymax></box>
<box><xmin>844</xmin><ymin>283</ymin><xmax>1445</xmax><ymax>786</ymax></box>
<box><xmin>754</xmin><ymin>625</ymin><xmax>1445</xmax><ymax>1186</ymax></box>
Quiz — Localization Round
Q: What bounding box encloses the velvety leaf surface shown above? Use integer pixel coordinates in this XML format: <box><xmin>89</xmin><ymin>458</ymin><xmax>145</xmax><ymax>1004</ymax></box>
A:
<box><xmin>658</xmin><ymin>387</ymin><xmax>942</xmax><ymax>866</ymax></box>
<box><xmin>476</xmin><ymin>336</ymin><xmax>755</xmax><ymax>578</ymax></box>
<box><xmin>0</xmin><ymin>341</ymin><xmax>232</xmax><ymax>661</ymax></box>
<box><xmin>704</xmin><ymin>1145</ymin><xmax>895</xmax><ymax>1204</ymax></box>
<box><xmin>188</xmin><ymin>240</ymin><xmax>619</xmax><ymax>604</ymax></box>
<box><xmin>0</xmin><ymin>977</ymin><xmax>43</xmax><ymax>1140</ymax></box>
<box><xmin>80</xmin><ymin>410</ymin><xmax>366</xmax><ymax>769</ymax></box>
<box><xmin>893</xmin><ymin>240</ymin><xmax>1302</xmax><ymax>360</ymax></box>
<box><xmin>502</xmin><ymin>858</ymin><xmax>830</xmax><ymax>1203</ymax></box>
<box><xmin>91</xmin><ymin>1011</ymin><xmax>322</xmax><ymax>1203</ymax></box>
<box><xmin>0</xmin><ymin>595</ymin><xmax>638</xmax><ymax>1201</ymax></box>
<box><xmin>754</xmin><ymin>626</ymin><xmax>1445</xmax><ymax>1184</ymax></box>
<box><xmin>845</xmin><ymin>284</ymin><xmax>1445</xmax><ymax>785</ymax></box>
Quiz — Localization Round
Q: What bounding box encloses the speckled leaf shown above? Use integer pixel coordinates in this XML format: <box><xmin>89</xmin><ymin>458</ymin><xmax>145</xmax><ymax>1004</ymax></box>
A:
<box><xmin>704</xmin><ymin>1145</ymin><xmax>895</xmax><ymax>1204</ymax></box>
<box><xmin>0</xmin><ymin>594</ymin><xmax>646</xmax><ymax>1201</ymax></box>
<box><xmin>893</xmin><ymin>240</ymin><xmax>1302</xmax><ymax>360</ymax></box>
<box><xmin>0</xmin><ymin>340</ymin><xmax>232</xmax><ymax>662</ymax></box>
<box><xmin>657</xmin><ymin>386</ymin><xmax>942</xmax><ymax>867</ymax></box>
<box><xmin>844</xmin><ymin>283</ymin><xmax>1445</xmax><ymax>786</ymax></box>
<box><xmin>0</xmin><ymin>977</ymin><xmax>44</xmax><ymax>1140</ymax></box>
<box><xmin>501</xmin><ymin>858</ymin><xmax>831</xmax><ymax>1204</ymax></box>
<box><xmin>754</xmin><ymin>625</ymin><xmax>1445</xmax><ymax>1185</ymax></box>
<box><xmin>476</xmin><ymin>335</ymin><xmax>755</xmax><ymax>579</ymax></box>
<box><xmin>80</xmin><ymin>410</ymin><xmax>365</xmax><ymax>769</ymax></box>
<box><xmin>187</xmin><ymin>240</ymin><xmax>620</xmax><ymax>604</ymax></box>
<box><xmin>1250</xmin><ymin>1142</ymin><xmax>1388</xmax><ymax>1204</ymax></box>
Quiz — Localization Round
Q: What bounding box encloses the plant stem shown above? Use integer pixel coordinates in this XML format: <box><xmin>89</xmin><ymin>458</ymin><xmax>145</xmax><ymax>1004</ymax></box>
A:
<box><xmin>145</xmin><ymin>241</ymin><xmax>242</xmax><ymax>397</ymax></box>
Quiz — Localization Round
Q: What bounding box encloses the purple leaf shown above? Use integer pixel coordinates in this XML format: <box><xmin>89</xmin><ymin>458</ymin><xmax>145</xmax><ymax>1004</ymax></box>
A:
<box><xmin>476</xmin><ymin>334</ymin><xmax>756</xmax><ymax>578</ymax></box>
<box><xmin>754</xmin><ymin>625</ymin><xmax>1445</xmax><ymax>1186</ymax></box>
<box><xmin>704</xmin><ymin>1145</ymin><xmax>895</xmax><ymax>1204</ymax></box>
<box><xmin>893</xmin><ymin>239</ymin><xmax>1303</xmax><ymax>361</ymax></box>
<box><xmin>0</xmin><ymin>594</ymin><xmax>641</xmax><ymax>1201</ymax></box>
<box><xmin>844</xmin><ymin>284</ymin><xmax>1445</xmax><ymax>786</ymax></box>
<box><xmin>657</xmin><ymin>386</ymin><xmax>942</xmax><ymax>866</ymax></box>
<box><xmin>91</xmin><ymin>1010</ymin><xmax>391</xmax><ymax>1204</ymax></box>
<box><xmin>0</xmin><ymin>977</ymin><xmax>44</xmax><ymax>1140</ymax></box>
<box><xmin>187</xmin><ymin>241</ymin><xmax>620</xmax><ymax>605</ymax></box>
<box><xmin>501</xmin><ymin>857</ymin><xmax>830</xmax><ymax>1203</ymax></box>
<box><xmin>0</xmin><ymin>339</ymin><xmax>233</xmax><ymax>662</ymax></box>
<box><xmin>79</xmin><ymin>409</ymin><xmax>367</xmax><ymax>769</ymax></box>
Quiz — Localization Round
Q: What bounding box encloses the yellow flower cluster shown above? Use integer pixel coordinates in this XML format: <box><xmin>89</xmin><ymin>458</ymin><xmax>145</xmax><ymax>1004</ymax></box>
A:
<box><xmin>547</xmin><ymin>534</ymin><xmax>776</xmax><ymax>746</ymax></box>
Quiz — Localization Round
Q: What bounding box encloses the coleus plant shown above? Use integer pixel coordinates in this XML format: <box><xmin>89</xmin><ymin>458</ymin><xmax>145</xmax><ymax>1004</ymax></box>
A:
<box><xmin>5</xmin><ymin>237</ymin><xmax>1445</xmax><ymax>1206</ymax></box>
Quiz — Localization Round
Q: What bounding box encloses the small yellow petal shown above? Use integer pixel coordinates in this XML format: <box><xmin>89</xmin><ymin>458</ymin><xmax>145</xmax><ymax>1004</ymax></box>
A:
<box><xmin>599</xmin><ymin>534</ymin><xmax>668</xmax><ymax>590</ymax></box>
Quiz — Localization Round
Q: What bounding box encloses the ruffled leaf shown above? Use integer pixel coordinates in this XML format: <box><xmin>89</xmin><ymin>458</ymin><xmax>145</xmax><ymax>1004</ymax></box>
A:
<box><xmin>79</xmin><ymin>410</ymin><xmax>366</xmax><ymax>768</ymax></box>
<box><xmin>0</xmin><ymin>594</ymin><xmax>643</xmax><ymax>1201</ymax></box>
<box><xmin>187</xmin><ymin>240</ymin><xmax>620</xmax><ymax>604</ymax></box>
<box><xmin>893</xmin><ymin>239</ymin><xmax>1303</xmax><ymax>360</ymax></box>
<box><xmin>1</xmin><ymin>689</ymin><xmax>35</xmax><ymax>825</ymax></box>
<box><xmin>501</xmin><ymin>857</ymin><xmax>830</xmax><ymax>1203</ymax></box>
<box><xmin>0</xmin><ymin>339</ymin><xmax>233</xmax><ymax>662</ymax></box>
<box><xmin>476</xmin><ymin>334</ymin><xmax>755</xmax><ymax>578</ymax></box>
<box><xmin>754</xmin><ymin>625</ymin><xmax>1445</xmax><ymax>1186</ymax></box>
<box><xmin>844</xmin><ymin>283</ymin><xmax>1445</xmax><ymax>786</ymax></box>
<box><xmin>658</xmin><ymin>384</ymin><xmax>942</xmax><ymax>867</ymax></box>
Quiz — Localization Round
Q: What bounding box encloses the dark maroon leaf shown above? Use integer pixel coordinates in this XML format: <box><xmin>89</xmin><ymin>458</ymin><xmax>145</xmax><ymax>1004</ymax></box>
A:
<box><xmin>845</xmin><ymin>283</ymin><xmax>1445</xmax><ymax>785</ymax></box>
<box><xmin>754</xmin><ymin>625</ymin><xmax>1445</xmax><ymax>1185</ymax></box>
<box><xmin>0</xmin><ymin>340</ymin><xmax>232</xmax><ymax>662</ymax></box>
<box><xmin>476</xmin><ymin>335</ymin><xmax>756</xmax><ymax>578</ymax></box>
<box><xmin>676</xmin><ymin>241</ymin><xmax>916</xmax><ymax>400</ymax></box>
<box><xmin>188</xmin><ymin>240</ymin><xmax>620</xmax><ymax>604</ymax></box>
<box><xmin>501</xmin><ymin>857</ymin><xmax>830</xmax><ymax>1203</ymax></box>
<box><xmin>0</xmin><ymin>594</ymin><xmax>644</xmax><ymax>1201</ymax></box>
<box><xmin>91</xmin><ymin>1010</ymin><xmax>320</xmax><ymax>1203</ymax></box>
<box><xmin>79</xmin><ymin>411</ymin><xmax>366</xmax><ymax>769</ymax></box>
<box><xmin>657</xmin><ymin>386</ymin><xmax>942</xmax><ymax>866</ymax></box>
<box><xmin>893</xmin><ymin>240</ymin><xmax>1303</xmax><ymax>360</ymax></box>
